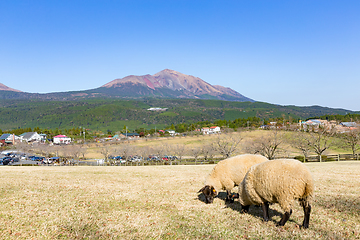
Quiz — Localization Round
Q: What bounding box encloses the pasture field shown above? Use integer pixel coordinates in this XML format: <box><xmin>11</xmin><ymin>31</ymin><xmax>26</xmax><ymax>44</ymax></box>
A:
<box><xmin>0</xmin><ymin>161</ymin><xmax>359</xmax><ymax>239</ymax></box>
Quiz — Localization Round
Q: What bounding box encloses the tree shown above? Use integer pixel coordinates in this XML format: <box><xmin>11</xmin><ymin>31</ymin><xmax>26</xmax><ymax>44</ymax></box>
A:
<box><xmin>289</xmin><ymin>132</ymin><xmax>312</xmax><ymax>161</ymax></box>
<box><xmin>338</xmin><ymin>128</ymin><xmax>360</xmax><ymax>159</ymax></box>
<box><xmin>65</xmin><ymin>145</ymin><xmax>86</xmax><ymax>165</ymax></box>
<box><xmin>116</xmin><ymin>144</ymin><xmax>133</xmax><ymax>163</ymax></box>
<box><xmin>98</xmin><ymin>144</ymin><xmax>112</xmax><ymax>165</ymax></box>
<box><xmin>173</xmin><ymin>144</ymin><xmax>187</xmax><ymax>163</ymax></box>
<box><xmin>201</xmin><ymin>143</ymin><xmax>217</xmax><ymax>161</ymax></box>
<box><xmin>303</xmin><ymin>126</ymin><xmax>334</xmax><ymax>161</ymax></box>
<box><xmin>136</xmin><ymin>146</ymin><xmax>151</xmax><ymax>165</ymax></box>
<box><xmin>213</xmin><ymin>133</ymin><xmax>242</xmax><ymax>159</ymax></box>
<box><xmin>190</xmin><ymin>147</ymin><xmax>202</xmax><ymax>164</ymax></box>
<box><xmin>245</xmin><ymin>130</ymin><xmax>285</xmax><ymax>160</ymax></box>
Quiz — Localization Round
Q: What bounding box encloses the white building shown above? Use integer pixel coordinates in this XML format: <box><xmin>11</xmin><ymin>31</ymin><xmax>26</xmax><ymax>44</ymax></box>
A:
<box><xmin>201</xmin><ymin>126</ymin><xmax>221</xmax><ymax>134</ymax></box>
<box><xmin>166</xmin><ymin>130</ymin><xmax>176</xmax><ymax>136</ymax></box>
<box><xmin>53</xmin><ymin>135</ymin><xmax>71</xmax><ymax>144</ymax></box>
<box><xmin>19</xmin><ymin>132</ymin><xmax>43</xmax><ymax>142</ymax></box>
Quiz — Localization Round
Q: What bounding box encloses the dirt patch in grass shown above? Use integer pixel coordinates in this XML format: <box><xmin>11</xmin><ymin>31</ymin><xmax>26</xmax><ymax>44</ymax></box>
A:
<box><xmin>0</xmin><ymin>161</ymin><xmax>359</xmax><ymax>239</ymax></box>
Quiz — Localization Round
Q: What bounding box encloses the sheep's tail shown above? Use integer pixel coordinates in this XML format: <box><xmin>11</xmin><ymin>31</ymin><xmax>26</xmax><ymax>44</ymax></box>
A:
<box><xmin>299</xmin><ymin>179</ymin><xmax>314</xmax><ymax>207</ymax></box>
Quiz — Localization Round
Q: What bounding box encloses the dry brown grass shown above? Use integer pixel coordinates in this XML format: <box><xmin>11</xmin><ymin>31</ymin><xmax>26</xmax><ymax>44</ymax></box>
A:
<box><xmin>1</xmin><ymin>161</ymin><xmax>359</xmax><ymax>239</ymax></box>
<box><xmin>83</xmin><ymin>130</ymin><xmax>302</xmax><ymax>159</ymax></box>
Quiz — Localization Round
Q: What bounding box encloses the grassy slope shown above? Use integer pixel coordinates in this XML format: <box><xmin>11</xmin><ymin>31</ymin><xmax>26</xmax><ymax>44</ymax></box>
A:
<box><xmin>0</xmin><ymin>161</ymin><xmax>359</xmax><ymax>239</ymax></box>
<box><xmin>0</xmin><ymin>98</ymin><xmax>355</xmax><ymax>132</ymax></box>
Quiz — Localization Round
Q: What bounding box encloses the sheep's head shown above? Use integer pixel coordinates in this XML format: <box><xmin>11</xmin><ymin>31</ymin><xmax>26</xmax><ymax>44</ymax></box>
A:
<box><xmin>198</xmin><ymin>185</ymin><xmax>217</xmax><ymax>204</ymax></box>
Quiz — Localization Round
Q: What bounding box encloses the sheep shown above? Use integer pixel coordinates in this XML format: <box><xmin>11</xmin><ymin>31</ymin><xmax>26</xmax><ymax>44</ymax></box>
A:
<box><xmin>198</xmin><ymin>154</ymin><xmax>269</xmax><ymax>204</ymax></box>
<box><xmin>238</xmin><ymin>159</ymin><xmax>314</xmax><ymax>228</ymax></box>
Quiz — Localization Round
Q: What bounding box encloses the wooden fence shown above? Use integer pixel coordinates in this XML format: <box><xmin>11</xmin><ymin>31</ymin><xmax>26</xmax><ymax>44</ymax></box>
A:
<box><xmin>77</xmin><ymin>154</ymin><xmax>359</xmax><ymax>166</ymax></box>
<box><xmin>296</xmin><ymin>153</ymin><xmax>359</xmax><ymax>163</ymax></box>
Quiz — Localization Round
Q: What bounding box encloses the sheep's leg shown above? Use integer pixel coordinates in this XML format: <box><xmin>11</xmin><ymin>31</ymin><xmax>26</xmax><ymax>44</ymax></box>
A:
<box><xmin>301</xmin><ymin>203</ymin><xmax>311</xmax><ymax>229</ymax></box>
<box><xmin>277</xmin><ymin>209</ymin><xmax>292</xmax><ymax>227</ymax></box>
<box><xmin>226</xmin><ymin>190</ymin><xmax>234</xmax><ymax>203</ymax></box>
<box><xmin>241</xmin><ymin>205</ymin><xmax>250</xmax><ymax>213</ymax></box>
<box><xmin>261</xmin><ymin>202</ymin><xmax>270</xmax><ymax>222</ymax></box>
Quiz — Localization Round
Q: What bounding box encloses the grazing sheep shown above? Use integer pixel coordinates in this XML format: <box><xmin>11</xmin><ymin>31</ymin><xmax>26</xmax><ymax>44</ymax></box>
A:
<box><xmin>198</xmin><ymin>154</ymin><xmax>268</xmax><ymax>204</ymax></box>
<box><xmin>238</xmin><ymin>159</ymin><xmax>314</xmax><ymax>228</ymax></box>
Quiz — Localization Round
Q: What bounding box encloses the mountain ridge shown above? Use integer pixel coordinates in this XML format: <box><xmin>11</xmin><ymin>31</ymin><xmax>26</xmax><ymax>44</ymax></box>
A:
<box><xmin>0</xmin><ymin>69</ymin><xmax>253</xmax><ymax>102</ymax></box>
<box><xmin>0</xmin><ymin>83</ymin><xmax>22</xmax><ymax>92</ymax></box>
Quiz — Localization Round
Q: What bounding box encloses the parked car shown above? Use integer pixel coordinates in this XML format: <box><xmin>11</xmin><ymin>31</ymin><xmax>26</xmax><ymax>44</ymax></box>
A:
<box><xmin>29</xmin><ymin>156</ymin><xmax>44</xmax><ymax>161</ymax></box>
<box><xmin>130</xmin><ymin>156</ymin><xmax>142</xmax><ymax>162</ymax></box>
<box><xmin>147</xmin><ymin>156</ymin><xmax>160</xmax><ymax>161</ymax></box>
<box><xmin>2</xmin><ymin>157</ymin><xmax>12</xmax><ymax>165</ymax></box>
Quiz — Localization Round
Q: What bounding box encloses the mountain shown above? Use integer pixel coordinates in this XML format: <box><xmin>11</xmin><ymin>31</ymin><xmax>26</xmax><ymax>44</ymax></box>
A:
<box><xmin>98</xmin><ymin>69</ymin><xmax>253</xmax><ymax>101</ymax></box>
<box><xmin>0</xmin><ymin>83</ymin><xmax>22</xmax><ymax>92</ymax></box>
<box><xmin>0</xmin><ymin>69</ymin><xmax>253</xmax><ymax>102</ymax></box>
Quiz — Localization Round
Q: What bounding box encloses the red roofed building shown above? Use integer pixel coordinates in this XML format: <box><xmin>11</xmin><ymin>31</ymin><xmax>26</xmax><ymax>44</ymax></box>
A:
<box><xmin>201</xmin><ymin>126</ymin><xmax>221</xmax><ymax>134</ymax></box>
<box><xmin>53</xmin><ymin>135</ymin><xmax>71</xmax><ymax>144</ymax></box>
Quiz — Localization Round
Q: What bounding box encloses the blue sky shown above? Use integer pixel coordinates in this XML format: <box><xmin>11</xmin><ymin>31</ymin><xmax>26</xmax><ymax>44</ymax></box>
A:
<box><xmin>1</xmin><ymin>1</ymin><xmax>359</xmax><ymax>111</ymax></box>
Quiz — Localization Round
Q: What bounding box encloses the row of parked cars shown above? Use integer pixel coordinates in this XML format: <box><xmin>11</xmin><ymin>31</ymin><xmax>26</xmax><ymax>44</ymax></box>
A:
<box><xmin>0</xmin><ymin>151</ymin><xmax>47</xmax><ymax>165</ymax></box>
<box><xmin>108</xmin><ymin>155</ymin><xmax>178</xmax><ymax>163</ymax></box>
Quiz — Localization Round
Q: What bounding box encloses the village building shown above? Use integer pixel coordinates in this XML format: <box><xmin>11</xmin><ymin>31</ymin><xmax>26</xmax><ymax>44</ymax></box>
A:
<box><xmin>0</xmin><ymin>133</ymin><xmax>21</xmax><ymax>145</ymax></box>
<box><xmin>121</xmin><ymin>132</ymin><xmax>140</xmax><ymax>139</ymax></box>
<box><xmin>166</xmin><ymin>130</ymin><xmax>176</xmax><ymax>136</ymax></box>
<box><xmin>19</xmin><ymin>132</ymin><xmax>43</xmax><ymax>143</ymax></box>
<box><xmin>53</xmin><ymin>135</ymin><xmax>72</xmax><ymax>144</ymax></box>
<box><xmin>201</xmin><ymin>126</ymin><xmax>221</xmax><ymax>134</ymax></box>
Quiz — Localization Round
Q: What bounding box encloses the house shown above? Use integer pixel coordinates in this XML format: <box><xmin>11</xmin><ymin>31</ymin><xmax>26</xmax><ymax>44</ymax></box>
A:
<box><xmin>147</xmin><ymin>107</ymin><xmax>168</xmax><ymax>111</ymax></box>
<box><xmin>19</xmin><ymin>132</ymin><xmax>43</xmax><ymax>143</ymax></box>
<box><xmin>0</xmin><ymin>133</ymin><xmax>21</xmax><ymax>145</ymax></box>
<box><xmin>335</xmin><ymin>122</ymin><xmax>359</xmax><ymax>133</ymax></box>
<box><xmin>166</xmin><ymin>130</ymin><xmax>176</xmax><ymax>136</ymax></box>
<box><xmin>201</xmin><ymin>126</ymin><xmax>221</xmax><ymax>134</ymax></box>
<box><xmin>39</xmin><ymin>134</ymin><xmax>47</xmax><ymax>141</ymax></box>
<box><xmin>209</xmin><ymin>126</ymin><xmax>221</xmax><ymax>134</ymax></box>
<box><xmin>53</xmin><ymin>135</ymin><xmax>71</xmax><ymax>144</ymax></box>
<box><xmin>340</xmin><ymin>122</ymin><xmax>358</xmax><ymax>128</ymax></box>
<box><xmin>201</xmin><ymin>127</ymin><xmax>210</xmax><ymax>134</ymax></box>
<box><xmin>112</xmin><ymin>134</ymin><xmax>124</xmax><ymax>141</ymax></box>
<box><xmin>121</xmin><ymin>132</ymin><xmax>140</xmax><ymax>139</ymax></box>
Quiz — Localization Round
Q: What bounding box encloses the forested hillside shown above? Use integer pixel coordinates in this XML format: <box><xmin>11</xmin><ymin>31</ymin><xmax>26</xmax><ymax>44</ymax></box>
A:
<box><xmin>0</xmin><ymin>98</ymin><xmax>356</xmax><ymax>133</ymax></box>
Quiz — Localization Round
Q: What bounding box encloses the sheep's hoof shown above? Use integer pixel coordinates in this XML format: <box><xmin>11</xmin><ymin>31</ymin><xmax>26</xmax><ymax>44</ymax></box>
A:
<box><xmin>301</xmin><ymin>224</ymin><xmax>309</xmax><ymax>229</ymax></box>
<box><xmin>241</xmin><ymin>205</ymin><xmax>250</xmax><ymax>213</ymax></box>
<box><xmin>276</xmin><ymin>222</ymin><xmax>285</xmax><ymax>227</ymax></box>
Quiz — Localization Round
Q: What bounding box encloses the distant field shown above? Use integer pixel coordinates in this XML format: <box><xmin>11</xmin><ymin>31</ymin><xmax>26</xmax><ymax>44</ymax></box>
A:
<box><xmin>83</xmin><ymin>130</ymin><xmax>342</xmax><ymax>160</ymax></box>
<box><xmin>0</xmin><ymin>161</ymin><xmax>359</xmax><ymax>239</ymax></box>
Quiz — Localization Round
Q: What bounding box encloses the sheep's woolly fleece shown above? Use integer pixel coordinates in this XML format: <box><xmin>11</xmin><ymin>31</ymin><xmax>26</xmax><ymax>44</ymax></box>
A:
<box><xmin>239</xmin><ymin>159</ymin><xmax>314</xmax><ymax>212</ymax></box>
<box><xmin>205</xmin><ymin>154</ymin><xmax>269</xmax><ymax>192</ymax></box>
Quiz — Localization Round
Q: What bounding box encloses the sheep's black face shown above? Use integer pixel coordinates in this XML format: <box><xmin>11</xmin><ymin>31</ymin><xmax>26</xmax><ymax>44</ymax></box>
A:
<box><xmin>198</xmin><ymin>185</ymin><xmax>217</xmax><ymax>204</ymax></box>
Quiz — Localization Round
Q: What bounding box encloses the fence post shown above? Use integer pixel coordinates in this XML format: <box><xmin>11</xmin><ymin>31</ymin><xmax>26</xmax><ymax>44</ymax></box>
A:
<box><xmin>338</xmin><ymin>154</ymin><xmax>340</xmax><ymax>161</ymax></box>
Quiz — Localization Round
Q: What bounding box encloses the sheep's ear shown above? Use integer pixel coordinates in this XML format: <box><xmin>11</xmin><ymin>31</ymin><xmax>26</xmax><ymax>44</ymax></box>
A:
<box><xmin>198</xmin><ymin>186</ymin><xmax>206</xmax><ymax>193</ymax></box>
<box><xmin>211</xmin><ymin>186</ymin><xmax>217</xmax><ymax>195</ymax></box>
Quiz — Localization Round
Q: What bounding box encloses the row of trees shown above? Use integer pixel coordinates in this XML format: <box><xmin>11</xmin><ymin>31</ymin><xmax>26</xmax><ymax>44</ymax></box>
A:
<box><xmin>97</xmin><ymin>126</ymin><xmax>360</xmax><ymax>163</ymax></box>
<box><xmin>244</xmin><ymin>127</ymin><xmax>360</xmax><ymax>160</ymax></box>
<box><xmin>12</xmin><ymin>124</ymin><xmax>360</xmax><ymax>163</ymax></box>
<box><xmin>97</xmin><ymin>134</ymin><xmax>243</xmax><ymax>165</ymax></box>
<box><xmin>15</xmin><ymin>142</ymin><xmax>87</xmax><ymax>164</ymax></box>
